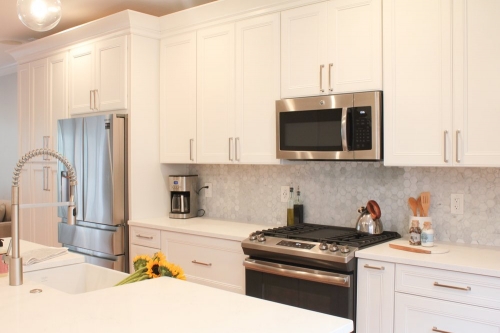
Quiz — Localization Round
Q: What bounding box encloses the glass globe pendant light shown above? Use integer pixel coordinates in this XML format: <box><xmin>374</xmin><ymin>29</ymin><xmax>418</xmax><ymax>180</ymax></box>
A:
<box><xmin>17</xmin><ymin>0</ymin><xmax>62</xmax><ymax>32</ymax></box>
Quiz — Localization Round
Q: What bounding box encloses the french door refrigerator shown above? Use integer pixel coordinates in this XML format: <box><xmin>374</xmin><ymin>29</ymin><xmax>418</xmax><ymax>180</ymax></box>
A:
<box><xmin>57</xmin><ymin>114</ymin><xmax>128</xmax><ymax>272</ymax></box>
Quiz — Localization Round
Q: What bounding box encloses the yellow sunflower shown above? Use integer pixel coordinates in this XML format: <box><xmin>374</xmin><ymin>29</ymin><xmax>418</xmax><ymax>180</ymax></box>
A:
<box><xmin>153</xmin><ymin>251</ymin><xmax>167</xmax><ymax>263</ymax></box>
<box><xmin>146</xmin><ymin>259</ymin><xmax>162</xmax><ymax>278</ymax></box>
<box><xmin>133</xmin><ymin>254</ymin><xmax>152</xmax><ymax>272</ymax></box>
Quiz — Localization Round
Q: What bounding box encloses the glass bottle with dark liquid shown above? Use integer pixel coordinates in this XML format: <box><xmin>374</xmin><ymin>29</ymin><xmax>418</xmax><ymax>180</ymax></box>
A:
<box><xmin>294</xmin><ymin>186</ymin><xmax>303</xmax><ymax>224</ymax></box>
<box><xmin>287</xmin><ymin>186</ymin><xmax>294</xmax><ymax>226</ymax></box>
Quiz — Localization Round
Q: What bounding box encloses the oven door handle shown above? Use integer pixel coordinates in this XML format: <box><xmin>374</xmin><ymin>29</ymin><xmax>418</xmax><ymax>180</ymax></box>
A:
<box><xmin>243</xmin><ymin>258</ymin><xmax>350</xmax><ymax>288</ymax></box>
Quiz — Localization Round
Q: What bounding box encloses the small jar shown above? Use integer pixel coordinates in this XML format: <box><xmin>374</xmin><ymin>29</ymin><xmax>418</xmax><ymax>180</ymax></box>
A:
<box><xmin>409</xmin><ymin>220</ymin><xmax>422</xmax><ymax>245</ymax></box>
<box><xmin>421</xmin><ymin>221</ymin><xmax>434</xmax><ymax>247</ymax></box>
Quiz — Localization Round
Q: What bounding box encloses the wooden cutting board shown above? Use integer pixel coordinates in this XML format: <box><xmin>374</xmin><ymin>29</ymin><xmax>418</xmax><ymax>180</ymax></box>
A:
<box><xmin>389</xmin><ymin>242</ymin><xmax>449</xmax><ymax>254</ymax></box>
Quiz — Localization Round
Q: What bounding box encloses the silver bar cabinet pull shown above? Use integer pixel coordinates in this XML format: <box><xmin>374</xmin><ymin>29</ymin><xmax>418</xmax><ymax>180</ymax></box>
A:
<box><xmin>93</xmin><ymin>90</ymin><xmax>98</xmax><ymax>110</ymax></box>
<box><xmin>235</xmin><ymin>137</ymin><xmax>240</xmax><ymax>161</ymax></box>
<box><xmin>189</xmin><ymin>139</ymin><xmax>194</xmax><ymax>161</ymax></box>
<box><xmin>229</xmin><ymin>137</ymin><xmax>234</xmax><ymax>161</ymax></box>
<box><xmin>319</xmin><ymin>64</ymin><xmax>325</xmax><ymax>92</ymax></box>
<box><xmin>432</xmin><ymin>327</ymin><xmax>452</xmax><ymax>333</ymax></box>
<box><xmin>90</xmin><ymin>90</ymin><xmax>93</xmax><ymax>110</ymax></box>
<box><xmin>456</xmin><ymin>130</ymin><xmax>461</xmax><ymax>163</ymax></box>
<box><xmin>192</xmin><ymin>260</ymin><xmax>212</xmax><ymax>266</ymax></box>
<box><xmin>43</xmin><ymin>166</ymin><xmax>50</xmax><ymax>191</ymax></box>
<box><xmin>444</xmin><ymin>130</ymin><xmax>448</xmax><ymax>163</ymax></box>
<box><xmin>328</xmin><ymin>63</ymin><xmax>333</xmax><ymax>91</ymax></box>
<box><xmin>364</xmin><ymin>264</ymin><xmax>385</xmax><ymax>270</ymax></box>
<box><xmin>136</xmin><ymin>234</ymin><xmax>154</xmax><ymax>240</ymax></box>
<box><xmin>433</xmin><ymin>281</ymin><xmax>471</xmax><ymax>291</ymax></box>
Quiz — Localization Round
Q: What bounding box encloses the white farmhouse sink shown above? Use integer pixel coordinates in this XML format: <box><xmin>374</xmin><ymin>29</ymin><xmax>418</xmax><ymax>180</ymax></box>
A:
<box><xmin>24</xmin><ymin>263</ymin><xmax>128</xmax><ymax>294</ymax></box>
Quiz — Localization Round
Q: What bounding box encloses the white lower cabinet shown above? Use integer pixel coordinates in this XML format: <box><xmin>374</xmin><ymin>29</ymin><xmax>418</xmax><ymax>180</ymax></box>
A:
<box><xmin>129</xmin><ymin>226</ymin><xmax>161</xmax><ymax>272</ymax></box>
<box><xmin>356</xmin><ymin>259</ymin><xmax>395</xmax><ymax>333</ymax></box>
<box><xmin>161</xmin><ymin>230</ymin><xmax>245</xmax><ymax>294</ymax></box>
<box><xmin>394</xmin><ymin>293</ymin><xmax>500</xmax><ymax>332</ymax></box>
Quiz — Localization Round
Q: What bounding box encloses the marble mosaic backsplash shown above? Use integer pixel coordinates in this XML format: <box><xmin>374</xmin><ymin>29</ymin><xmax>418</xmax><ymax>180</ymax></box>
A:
<box><xmin>188</xmin><ymin>162</ymin><xmax>500</xmax><ymax>247</ymax></box>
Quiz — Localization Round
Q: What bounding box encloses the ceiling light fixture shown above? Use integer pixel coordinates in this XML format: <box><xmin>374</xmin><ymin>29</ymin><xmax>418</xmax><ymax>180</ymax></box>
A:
<box><xmin>17</xmin><ymin>0</ymin><xmax>62</xmax><ymax>32</ymax></box>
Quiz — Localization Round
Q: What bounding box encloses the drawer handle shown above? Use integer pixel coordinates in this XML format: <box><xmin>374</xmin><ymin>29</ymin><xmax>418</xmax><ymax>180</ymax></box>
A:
<box><xmin>192</xmin><ymin>260</ymin><xmax>212</xmax><ymax>267</ymax></box>
<box><xmin>364</xmin><ymin>264</ymin><xmax>385</xmax><ymax>270</ymax></box>
<box><xmin>433</xmin><ymin>282</ymin><xmax>471</xmax><ymax>291</ymax></box>
<box><xmin>432</xmin><ymin>327</ymin><xmax>452</xmax><ymax>333</ymax></box>
<box><xmin>136</xmin><ymin>234</ymin><xmax>154</xmax><ymax>240</ymax></box>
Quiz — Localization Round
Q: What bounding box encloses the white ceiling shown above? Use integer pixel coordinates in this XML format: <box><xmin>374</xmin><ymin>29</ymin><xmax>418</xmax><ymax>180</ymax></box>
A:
<box><xmin>0</xmin><ymin>0</ymin><xmax>215</xmax><ymax>71</ymax></box>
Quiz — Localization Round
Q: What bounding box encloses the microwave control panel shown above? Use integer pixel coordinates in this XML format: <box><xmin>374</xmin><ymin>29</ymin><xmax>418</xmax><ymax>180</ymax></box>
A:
<box><xmin>351</xmin><ymin>107</ymin><xmax>372</xmax><ymax>151</ymax></box>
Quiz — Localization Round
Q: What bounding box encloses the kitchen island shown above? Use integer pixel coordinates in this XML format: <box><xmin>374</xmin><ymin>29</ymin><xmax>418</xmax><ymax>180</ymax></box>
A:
<box><xmin>0</xmin><ymin>271</ymin><xmax>353</xmax><ymax>333</ymax></box>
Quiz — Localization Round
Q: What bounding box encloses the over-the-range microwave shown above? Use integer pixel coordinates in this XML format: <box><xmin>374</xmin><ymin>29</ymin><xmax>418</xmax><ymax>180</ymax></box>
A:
<box><xmin>276</xmin><ymin>91</ymin><xmax>382</xmax><ymax>161</ymax></box>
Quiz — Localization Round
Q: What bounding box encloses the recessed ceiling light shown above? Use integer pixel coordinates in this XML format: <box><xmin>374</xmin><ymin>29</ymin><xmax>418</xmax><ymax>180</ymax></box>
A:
<box><xmin>0</xmin><ymin>40</ymin><xmax>24</xmax><ymax>45</ymax></box>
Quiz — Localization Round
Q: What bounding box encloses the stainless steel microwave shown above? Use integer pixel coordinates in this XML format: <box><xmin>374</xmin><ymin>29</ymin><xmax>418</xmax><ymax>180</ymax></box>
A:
<box><xmin>276</xmin><ymin>91</ymin><xmax>382</xmax><ymax>160</ymax></box>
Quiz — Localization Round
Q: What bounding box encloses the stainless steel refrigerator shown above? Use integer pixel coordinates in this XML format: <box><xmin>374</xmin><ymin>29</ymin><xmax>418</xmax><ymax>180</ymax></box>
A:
<box><xmin>57</xmin><ymin>114</ymin><xmax>128</xmax><ymax>272</ymax></box>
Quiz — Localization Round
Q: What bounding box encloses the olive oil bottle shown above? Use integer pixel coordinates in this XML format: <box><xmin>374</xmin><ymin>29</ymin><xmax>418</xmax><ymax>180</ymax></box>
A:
<box><xmin>287</xmin><ymin>186</ymin><xmax>294</xmax><ymax>226</ymax></box>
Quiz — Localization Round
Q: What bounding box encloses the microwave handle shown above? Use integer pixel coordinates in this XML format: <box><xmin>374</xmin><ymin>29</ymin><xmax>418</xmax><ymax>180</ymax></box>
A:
<box><xmin>341</xmin><ymin>107</ymin><xmax>351</xmax><ymax>152</ymax></box>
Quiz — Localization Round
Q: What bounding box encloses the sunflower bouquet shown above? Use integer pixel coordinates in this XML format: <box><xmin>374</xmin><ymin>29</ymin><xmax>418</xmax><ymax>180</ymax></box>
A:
<box><xmin>115</xmin><ymin>251</ymin><xmax>186</xmax><ymax>286</ymax></box>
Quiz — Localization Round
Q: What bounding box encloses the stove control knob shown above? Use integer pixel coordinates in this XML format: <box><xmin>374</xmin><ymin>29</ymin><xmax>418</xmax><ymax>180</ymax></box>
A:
<box><xmin>339</xmin><ymin>245</ymin><xmax>350</xmax><ymax>254</ymax></box>
<box><xmin>257</xmin><ymin>233</ymin><xmax>266</xmax><ymax>242</ymax></box>
<box><xmin>319</xmin><ymin>241</ymin><xmax>329</xmax><ymax>251</ymax></box>
<box><xmin>329</xmin><ymin>242</ymin><xmax>339</xmax><ymax>252</ymax></box>
<box><xmin>249</xmin><ymin>233</ymin><xmax>257</xmax><ymax>241</ymax></box>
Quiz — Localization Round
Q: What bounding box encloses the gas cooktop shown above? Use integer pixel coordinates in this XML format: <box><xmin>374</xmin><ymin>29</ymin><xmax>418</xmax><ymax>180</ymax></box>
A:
<box><xmin>241</xmin><ymin>223</ymin><xmax>400</xmax><ymax>270</ymax></box>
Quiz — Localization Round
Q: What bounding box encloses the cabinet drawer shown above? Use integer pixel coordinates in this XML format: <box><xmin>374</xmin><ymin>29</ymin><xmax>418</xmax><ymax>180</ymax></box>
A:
<box><xmin>396</xmin><ymin>264</ymin><xmax>500</xmax><ymax>310</ymax></box>
<box><xmin>129</xmin><ymin>226</ymin><xmax>161</xmax><ymax>248</ymax></box>
<box><xmin>395</xmin><ymin>293</ymin><xmax>500</xmax><ymax>332</ymax></box>
<box><xmin>129</xmin><ymin>244</ymin><xmax>160</xmax><ymax>273</ymax></box>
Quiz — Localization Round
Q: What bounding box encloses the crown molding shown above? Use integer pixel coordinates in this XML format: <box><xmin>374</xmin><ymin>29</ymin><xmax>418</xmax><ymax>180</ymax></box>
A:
<box><xmin>0</xmin><ymin>63</ymin><xmax>17</xmax><ymax>76</ymax></box>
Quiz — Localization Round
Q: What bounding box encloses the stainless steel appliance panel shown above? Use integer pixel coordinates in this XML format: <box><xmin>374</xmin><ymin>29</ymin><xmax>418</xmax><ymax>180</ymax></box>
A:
<box><xmin>58</xmin><ymin>222</ymin><xmax>124</xmax><ymax>255</ymax></box>
<box><xmin>352</xmin><ymin>91</ymin><xmax>383</xmax><ymax>160</ymax></box>
<box><xmin>83</xmin><ymin>115</ymin><xmax>125</xmax><ymax>226</ymax></box>
<box><xmin>65</xmin><ymin>244</ymin><xmax>125</xmax><ymax>271</ymax></box>
<box><xmin>57</xmin><ymin>117</ymin><xmax>84</xmax><ymax>221</ymax></box>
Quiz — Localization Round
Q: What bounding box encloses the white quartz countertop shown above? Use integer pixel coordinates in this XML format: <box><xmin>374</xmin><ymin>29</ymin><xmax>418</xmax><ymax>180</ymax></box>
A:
<box><xmin>0</xmin><ymin>273</ymin><xmax>353</xmax><ymax>333</ymax></box>
<box><xmin>356</xmin><ymin>238</ymin><xmax>500</xmax><ymax>277</ymax></box>
<box><xmin>128</xmin><ymin>216</ymin><xmax>271</xmax><ymax>241</ymax></box>
<box><xmin>0</xmin><ymin>238</ymin><xmax>84</xmax><ymax>273</ymax></box>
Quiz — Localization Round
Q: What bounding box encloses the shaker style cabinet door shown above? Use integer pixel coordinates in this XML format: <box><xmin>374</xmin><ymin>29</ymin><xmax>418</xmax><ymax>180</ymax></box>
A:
<box><xmin>196</xmin><ymin>23</ymin><xmax>235</xmax><ymax>164</ymax></box>
<box><xmin>18</xmin><ymin>63</ymin><xmax>30</xmax><ymax>157</ymax></box>
<box><xmin>356</xmin><ymin>259</ymin><xmax>395</xmax><ymax>333</ymax></box>
<box><xmin>281</xmin><ymin>2</ymin><xmax>328</xmax><ymax>98</ymax></box>
<box><xmin>69</xmin><ymin>43</ymin><xmax>94</xmax><ymax>114</ymax></box>
<box><xmin>235</xmin><ymin>13</ymin><xmax>281</xmax><ymax>164</ymax></box>
<box><xmin>160</xmin><ymin>32</ymin><xmax>197</xmax><ymax>163</ymax></box>
<box><xmin>452</xmin><ymin>0</ymin><xmax>500</xmax><ymax>166</ymax></box>
<box><xmin>30</xmin><ymin>58</ymin><xmax>49</xmax><ymax>162</ymax></box>
<box><xmin>383</xmin><ymin>0</ymin><xmax>453</xmax><ymax>166</ymax></box>
<box><xmin>47</xmin><ymin>52</ymin><xmax>68</xmax><ymax>157</ymax></box>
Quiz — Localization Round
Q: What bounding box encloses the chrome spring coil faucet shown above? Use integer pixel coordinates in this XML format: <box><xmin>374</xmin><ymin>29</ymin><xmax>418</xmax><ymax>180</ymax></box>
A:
<box><xmin>8</xmin><ymin>148</ymin><xmax>77</xmax><ymax>286</ymax></box>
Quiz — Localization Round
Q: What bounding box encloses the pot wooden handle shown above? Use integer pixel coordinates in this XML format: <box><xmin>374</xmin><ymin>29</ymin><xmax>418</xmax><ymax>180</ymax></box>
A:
<box><xmin>366</xmin><ymin>200</ymin><xmax>381</xmax><ymax>219</ymax></box>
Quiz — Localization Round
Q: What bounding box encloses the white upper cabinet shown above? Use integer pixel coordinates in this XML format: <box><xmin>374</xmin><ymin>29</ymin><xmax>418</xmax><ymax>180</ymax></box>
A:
<box><xmin>235</xmin><ymin>13</ymin><xmax>281</xmax><ymax>164</ymax></box>
<box><xmin>160</xmin><ymin>32</ymin><xmax>197</xmax><ymax>163</ymax></box>
<box><xmin>452</xmin><ymin>0</ymin><xmax>500</xmax><ymax>166</ymax></box>
<box><xmin>383</xmin><ymin>0</ymin><xmax>452</xmax><ymax>166</ymax></box>
<box><xmin>18</xmin><ymin>63</ymin><xmax>30</xmax><ymax>157</ymax></box>
<box><xmin>30</xmin><ymin>58</ymin><xmax>49</xmax><ymax>160</ymax></box>
<box><xmin>384</xmin><ymin>0</ymin><xmax>500</xmax><ymax>167</ymax></box>
<box><xmin>47</xmin><ymin>52</ymin><xmax>67</xmax><ymax>156</ymax></box>
<box><xmin>69</xmin><ymin>35</ymin><xmax>127</xmax><ymax>115</ymax></box>
<box><xmin>281</xmin><ymin>0</ymin><xmax>382</xmax><ymax>98</ymax></box>
<box><xmin>196</xmin><ymin>23</ymin><xmax>236</xmax><ymax>164</ymax></box>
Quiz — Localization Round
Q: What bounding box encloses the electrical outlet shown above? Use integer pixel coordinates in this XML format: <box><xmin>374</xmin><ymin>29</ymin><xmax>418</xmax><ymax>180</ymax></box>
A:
<box><xmin>281</xmin><ymin>186</ymin><xmax>290</xmax><ymax>202</ymax></box>
<box><xmin>451</xmin><ymin>193</ymin><xmax>464</xmax><ymax>215</ymax></box>
<box><xmin>205</xmin><ymin>183</ymin><xmax>212</xmax><ymax>198</ymax></box>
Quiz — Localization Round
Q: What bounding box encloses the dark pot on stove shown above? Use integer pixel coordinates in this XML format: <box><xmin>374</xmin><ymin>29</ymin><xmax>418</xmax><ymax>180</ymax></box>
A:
<box><xmin>356</xmin><ymin>200</ymin><xmax>383</xmax><ymax>235</ymax></box>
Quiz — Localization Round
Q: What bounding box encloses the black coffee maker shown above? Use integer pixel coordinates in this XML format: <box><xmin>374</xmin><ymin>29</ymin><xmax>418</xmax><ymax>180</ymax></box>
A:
<box><xmin>169</xmin><ymin>175</ymin><xmax>198</xmax><ymax>219</ymax></box>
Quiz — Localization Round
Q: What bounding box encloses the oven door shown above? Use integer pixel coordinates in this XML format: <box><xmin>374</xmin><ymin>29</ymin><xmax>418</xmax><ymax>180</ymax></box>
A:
<box><xmin>276</xmin><ymin>94</ymin><xmax>354</xmax><ymax>160</ymax></box>
<box><xmin>244</xmin><ymin>258</ymin><xmax>355</xmax><ymax>320</ymax></box>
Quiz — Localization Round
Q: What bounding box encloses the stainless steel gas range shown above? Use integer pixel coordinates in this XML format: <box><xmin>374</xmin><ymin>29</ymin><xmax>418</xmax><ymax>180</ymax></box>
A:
<box><xmin>241</xmin><ymin>223</ymin><xmax>400</xmax><ymax>328</ymax></box>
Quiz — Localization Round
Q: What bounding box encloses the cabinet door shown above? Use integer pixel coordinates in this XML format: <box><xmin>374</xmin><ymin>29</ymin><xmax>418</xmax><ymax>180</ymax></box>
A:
<box><xmin>69</xmin><ymin>43</ymin><xmax>94</xmax><ymax>114</ymax></box>
<box><xmin>235</xmin><ymin>14</ymin><xmax>281</xmax><ymax>164</ymax></box>
<box><xmin>160</xmin><ymin>32</ymin><xmax>197</xmax><ymax>163</ymax></box>
<box><xmin>30</xmin><ymin>163</ymin><xmax>58</xmax><ymax>246</ymax></box>
<box><xmin>129</xmin><ymin>244</ymin><xmax>159</xmax><ymax>273</ymax></box>
<box><xmin>197</xmin><ymin>23</ymin><xmax>235</xmax><ymax>164</ymax></box>
<box><xmin>453</xmin><ymin>0</ymin><xmax>500</xmax><ymax>166</ymax></box>
<box><xmin>95</xmin><ymin>35</ymin><xmax>128</xmax><ymax>112</ymax></box>
<box><xmin>281</xmin><ymin>2</ymin><xmax>328</xmax><ymax>98</ymax></box>
<box><xmin>383</xmin><ymin>0</ymin><xmax>453</xmax><ymax>166</ymax></box>
<box><xmin>18</xmin><ymin>63</ymin><xmax>30</xmax><ymax>157</ymax></box>
<box><xmin>356</xmin><ymin>259</ymin><xmax>395</xmax><ymax>333</ymax></box>
<box><xmin>30</xmin><ymin>58</ymin><xmax>49</xmax><ymax>161</ymax></box>
<box><xmin>328</xmin><ymin>0</ymin><xmax>382</xmax><ymax>93</ymax></box>
<box><xmin>18</xmin><ymin>165</ymin><xmax>32</xmax><ymax>242</ymax></box>
<box><xmin>395</xmin><ymin>293</ymin><xmax>500</xmax><ymax>332</ymax></box>
<box><xmin>47</xmin><ymin>52</ymin><xmax>68</xmax><ymax>157</ymax></box>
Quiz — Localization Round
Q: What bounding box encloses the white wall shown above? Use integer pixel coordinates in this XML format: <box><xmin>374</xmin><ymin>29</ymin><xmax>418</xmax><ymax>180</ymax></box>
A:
<box><xmin>0</xmin><ymin>72</ymin><xmax>17</xmax><ymax>200</ymax></box>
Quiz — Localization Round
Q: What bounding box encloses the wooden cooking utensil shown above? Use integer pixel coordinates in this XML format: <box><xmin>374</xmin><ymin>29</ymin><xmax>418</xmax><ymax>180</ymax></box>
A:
<box><xmin>408</xmin><ymin>197</ymin><xmax>418</xmax><ymax>216</ymax></box>
<box><xmin>417</xmin><ymin>196</ymin><xmax>424</xmax><ymax>217</ymax></box>
<box><xmin>421</xmin><ymin>192</ymin><xmax>430</xmax><ymax>217</ymax></box>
